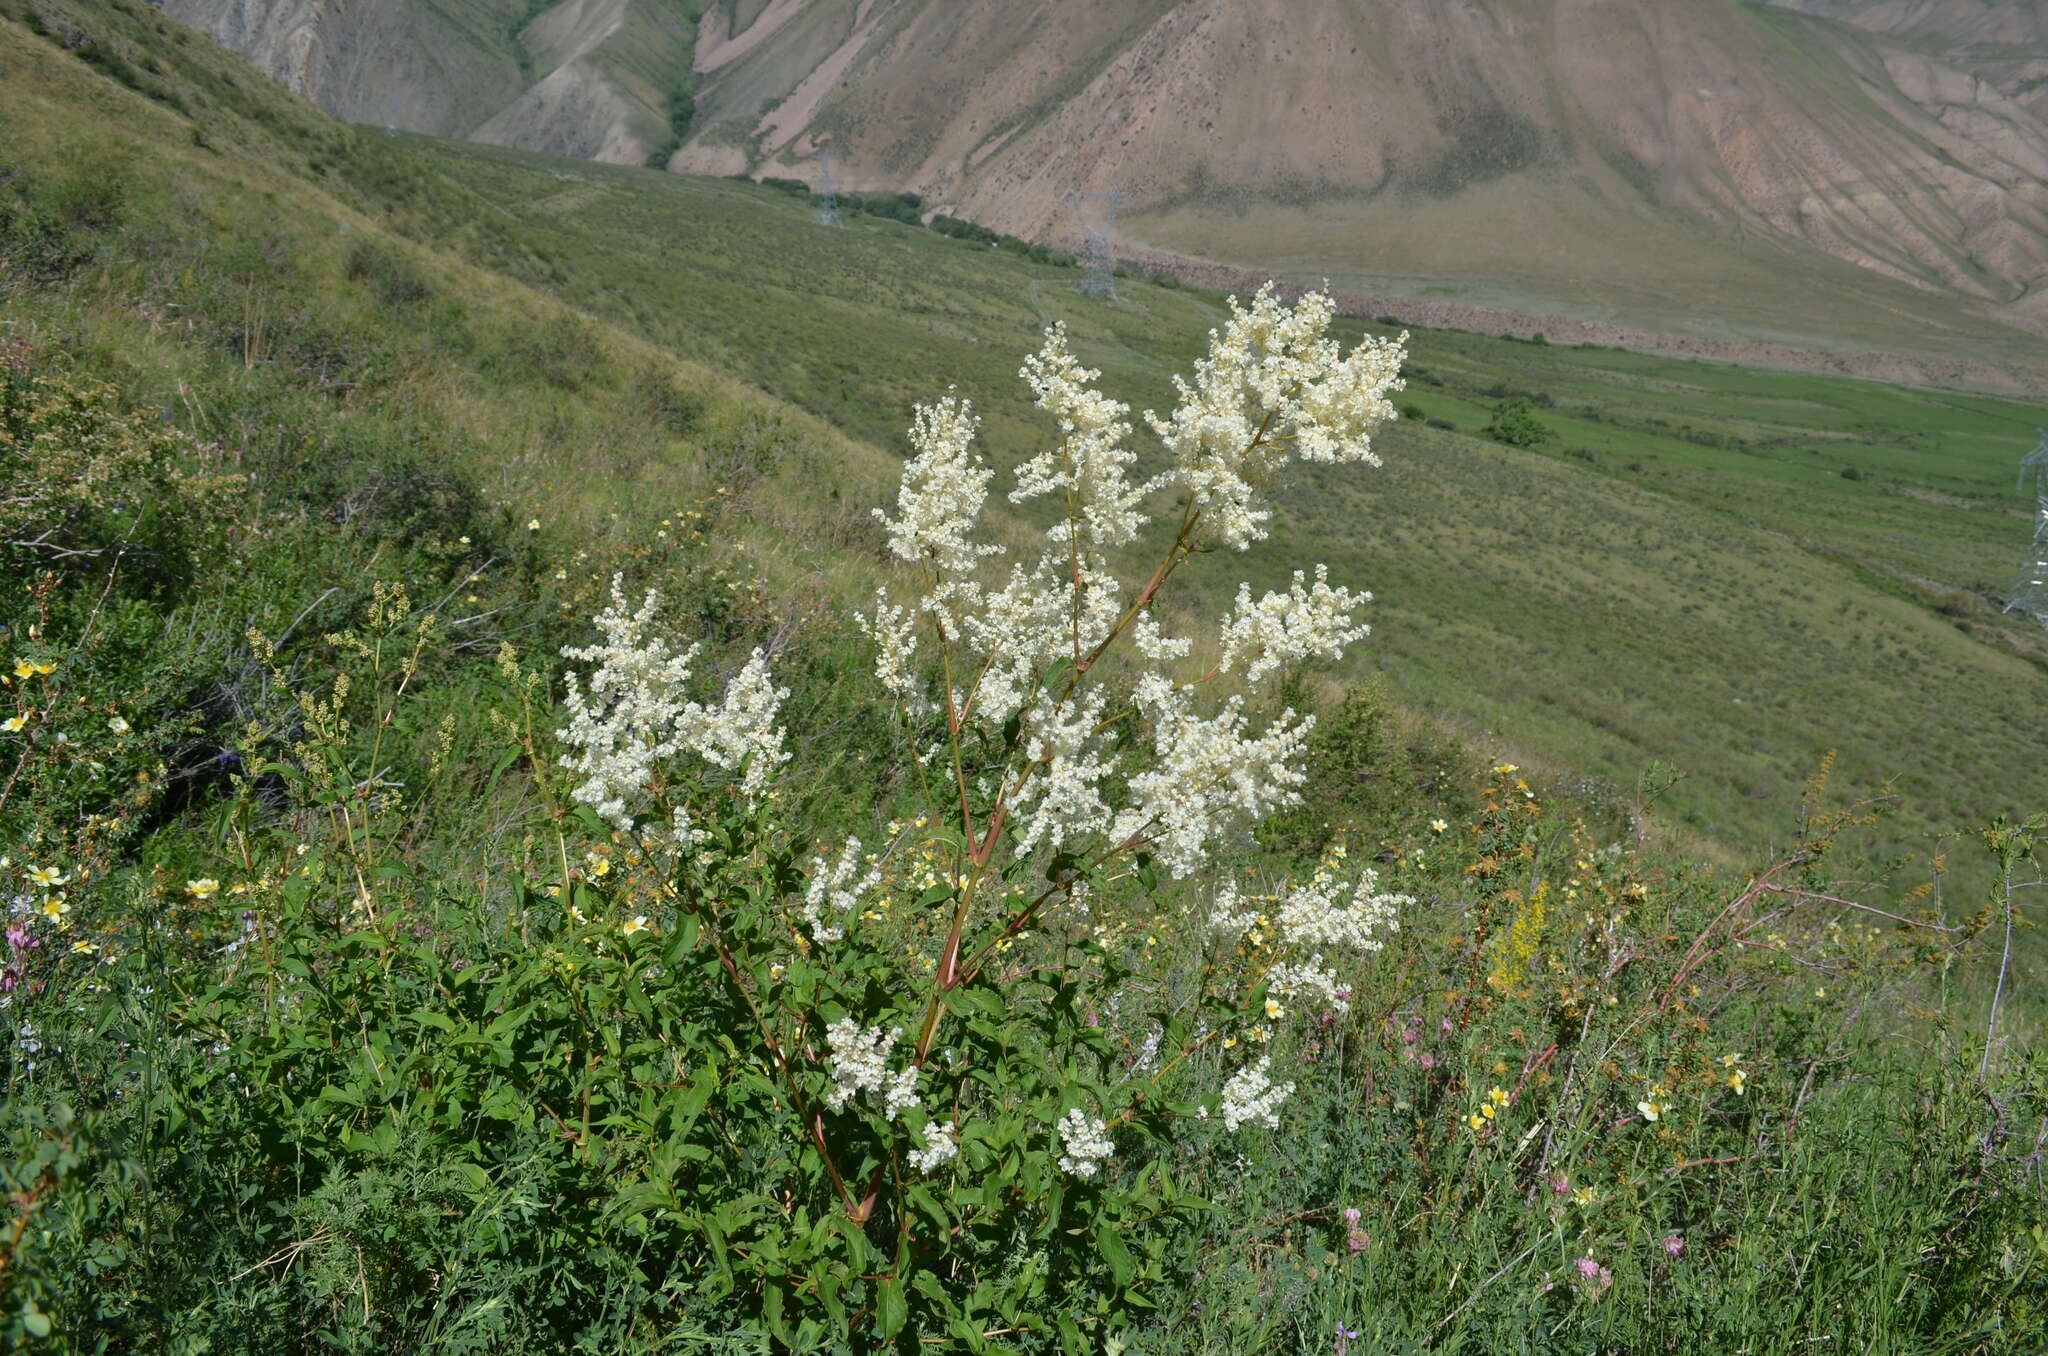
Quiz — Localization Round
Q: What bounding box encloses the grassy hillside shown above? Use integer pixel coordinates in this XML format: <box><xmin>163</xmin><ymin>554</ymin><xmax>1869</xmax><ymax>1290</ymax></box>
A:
<box><xmin>1</xmin><ymin>7</ymin><xmax>2043</xmax><ymax>1351</ymax></box>
<box><xmin>13</xmin><ymin>1</ymin><xmax>2047</xmax><ymax>892</ymax></box>
<box><xmin>307</xmin><ymin>129</ymin><xmax>2048</xmax><ymax>890</ymax></box>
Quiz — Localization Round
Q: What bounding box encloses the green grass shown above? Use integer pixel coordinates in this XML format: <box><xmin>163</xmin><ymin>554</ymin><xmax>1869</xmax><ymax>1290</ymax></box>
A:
<box><xmin>0</xmin><ymin>8</ymin><xmax>2043</xmax><ymax>1351</ymax></box>
<box><xmin>13</xmin><ymin>0</ymin><xmax>2048</xmax><ymax>895</ymax></box>
<box><xmin>329</xmin><ymin>131</ymin><xmax>2048</xmax><ymax>889</ymax></box>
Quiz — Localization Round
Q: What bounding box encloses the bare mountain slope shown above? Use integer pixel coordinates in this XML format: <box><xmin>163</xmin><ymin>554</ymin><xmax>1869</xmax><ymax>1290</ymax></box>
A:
<box><xmin>157</xmin><ymin>0</ymin><xmax>2048</xmax><ymax>373</ymax></box>
<box><xmin>152</xmin><ymin>0</ymin><xmax>531</xmax><ymax>137</ymax></box>
<box><xmin>672</xmin><ymin>0</ymin><xmax>2048</xmax><ymax>342</ymax></box>
<box><xmin>1775</xmin><ymin>0</ymin><xmax>2048</xmax><ymax>120</ymax></box>
<box><xmin>156</xmin><ymin>0</ymin><xmax>696</xmax><ymax>162</ymax></box>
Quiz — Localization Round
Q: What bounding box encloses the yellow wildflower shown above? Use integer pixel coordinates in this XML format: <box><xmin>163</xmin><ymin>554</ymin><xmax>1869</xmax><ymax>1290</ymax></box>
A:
<box><xmin>186</xmin><ymin>878</ymin><xmax>220</xmax><ymax>900</ymax></box>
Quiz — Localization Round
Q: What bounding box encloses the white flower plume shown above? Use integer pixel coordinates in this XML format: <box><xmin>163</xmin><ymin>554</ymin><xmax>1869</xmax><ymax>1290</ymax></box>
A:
<box><xmin>1218</xmin><ymin>565</ymin><xmax>1371</xmax><ymax>688</ymax></box>
<box><xmin>1145</xmin><ymin>285</ymin><xmax>1405</xmax><ymax>550</ymax></box>
<box><xmin>802</xmin><ymin>839</ymin><xmax>882</xmax><ymax>944</ymax></box>
<box><xmin>857</xmin><ymin>284</ymin><xmax>1402</xmax><ymax>884</ymax></box>
<box><xmin>873</xmin><ymin>394</ymin><xmax>999</xmax><ymax>580</ymax></box>
<box><xmin>1014</xmin><ymin>324</ymin><xmax>1146</xmax><ymax>548</ymax></box>
<box><xmin>1114</xmin><ymin>676</ymin><xmax>1316</xmax><ymax>878</ymax></box>
<box><xmin>822</xmin><ymin>1018</ymin><xmax>922</xmax><ymax>1122</ymax></box>
<box><xmin>1054</xmin><ymin>1107</ymin><xmax>1115</xmax><ymax>1178</ymax></box>
<box><xmin>557</xmin><ymin>578</ymin><xmax>789</xmax><ymax>842</ymax></box>
<box><xmin>557</xmin><ymin>580</ymin><xmax>698</xmax><ymax>834</ymax></box>
<box><xmin>1221</xmin><ymin>1056</ymin><xmax>1295</xmax><ymax>1131</ymax></box>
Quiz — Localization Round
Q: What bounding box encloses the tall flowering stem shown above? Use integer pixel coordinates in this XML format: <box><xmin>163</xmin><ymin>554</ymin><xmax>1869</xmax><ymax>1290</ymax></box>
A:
<box><xmin>865</xmin><ymin>287</ymin><xmax>1406</xmax><ymax>1059</ymax></box>
<box><xmin>553</xmin><ymin>284</ymin><xmax>1407</xmax><ymax>1245</ymax></box>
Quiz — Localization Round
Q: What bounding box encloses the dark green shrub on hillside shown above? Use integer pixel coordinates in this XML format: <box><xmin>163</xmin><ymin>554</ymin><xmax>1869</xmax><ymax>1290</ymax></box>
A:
<box><xmin>493</xmin><ymin>314</ymin><xmax>604</xmax><ymax>391</ymax></box>
<box><xmin>344</xmin><ymin>240</ymin><xmax>431</xmax><ymax>306</ymax></box>
<box><xmin>0</xmin><ymin>346</ymin><xmax>241</xmax><ymax>596</ymax></box>
<box><xmin>840</xmin><ymin>190</ymin><xmax>922</xmax><ymax>223</ymax></box>
<box><xmin>1486</xmin><ymin>395</ymin><xmax>1554</xmax><ymax>448</ymax></box>
<box><xmin>629</xmin><ymin>365</ymin><xmax>707</xmax><ymax>436</ymax></box>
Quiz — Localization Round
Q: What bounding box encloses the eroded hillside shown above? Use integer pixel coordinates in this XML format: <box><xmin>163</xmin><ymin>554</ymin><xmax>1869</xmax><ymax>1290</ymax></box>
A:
<box><xmin>156</xmin><ymin>0</ymin><xmax>697</xmax><ymax>163</ymax></box>
<box><xmin>675</xmin><ymin>1</ymin><xmax>2048</xmax><ymax>343</ymax></box>
<box><xmin>156</xmin><ymin>0</ymin><xmax>2048</xmax><ymax>378</ymax></box>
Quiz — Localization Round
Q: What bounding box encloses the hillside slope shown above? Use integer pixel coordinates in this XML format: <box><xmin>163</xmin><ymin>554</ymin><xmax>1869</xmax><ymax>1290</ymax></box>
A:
<box><xmin>10</xmin><ymin>0</ymin><xmax>2047</xmax><ymax>890</ymax></box>
<box><xmin>156</xmin><ymin>0</ymin><xmax>698</xmax><ymax>163</ymax></box>
<box><xmin>673</xmin><ymin>0</ymin><xmax>2048</xmax><ymax>351</ymax></box>
<box><xmin>155</xmin><ymin>0</ymin><xmax>2048</xmax><ymax>387</ymax></box>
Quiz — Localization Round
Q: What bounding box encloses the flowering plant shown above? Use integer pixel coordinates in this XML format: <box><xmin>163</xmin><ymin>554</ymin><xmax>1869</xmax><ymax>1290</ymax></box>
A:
<box><xmin>540</xmin><ymin>286</ymin><xmax>1408</xmax><ymax>1342</ymax></box>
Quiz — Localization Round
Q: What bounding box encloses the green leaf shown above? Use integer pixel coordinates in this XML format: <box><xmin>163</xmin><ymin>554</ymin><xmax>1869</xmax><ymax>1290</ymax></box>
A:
<box><xmin>1095</xmin><ymin>1218</ymin><xmax>1135</xmax><ymax>1289</ymax></box>
<box><xmin>22</xmin><ymin>1307</ymin><xmax>51</xmax><ymax>1339</ymax></box>
<box><xmin>876</xmin><ymin>1276</ymin><xmax>908</xmax><ymax>1339</ymax></box>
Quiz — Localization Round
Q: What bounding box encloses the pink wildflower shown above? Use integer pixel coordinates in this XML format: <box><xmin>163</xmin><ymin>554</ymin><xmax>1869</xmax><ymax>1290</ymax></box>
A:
<box><xmin>1663</xmin><ymin>1234</ymin><xmax>1686</xmax><ymax>1258</ymax></box>
<box><xmin>1342</xmin><ymin>1206</ymin><xmax>1368</xmax><ymax>1252</ymax></box>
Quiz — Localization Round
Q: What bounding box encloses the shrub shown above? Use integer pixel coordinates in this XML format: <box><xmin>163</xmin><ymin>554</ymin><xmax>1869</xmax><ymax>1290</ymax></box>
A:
<box><xmin>1486</xmin><ymin>395</ymin><xmax>1554</xmax><ymax>448</ymax></box>
<box><xmin>343</xmin><ymin>240</ymin><xmax>431</xmax><ymax>306</ymax></box>
<box><xmin>0</xmin><ymin>344</ymin><xmax>241</xmax><ymax>595</ymax></box>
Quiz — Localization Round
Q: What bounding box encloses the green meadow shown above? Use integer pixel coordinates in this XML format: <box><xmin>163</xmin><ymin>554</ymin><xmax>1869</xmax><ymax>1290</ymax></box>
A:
<box><xmin>348</xmin><ymin>130</ymin><xmax>2048</xmax><ymax>883</ymax></box>
<box><xmin>2</xmin><ymin>3</ymin><xmax>2044</xmax><ymax>1350</ymax></box>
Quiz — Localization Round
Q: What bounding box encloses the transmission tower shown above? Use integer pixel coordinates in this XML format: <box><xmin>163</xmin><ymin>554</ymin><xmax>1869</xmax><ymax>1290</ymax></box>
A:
<box><xmin>815</xmin><ymin>155</ymin><xmax>843</xmax><ymax>229</ymax></box>
<box><xmin>1064</xmin><ymin>189</ymin><xmax>1126</xmax><ymax>299</ymax></box>
<box><xmin>2006</xmin><ymin>429</ymin><xmax>2048</xmax><ymax>627</ymax></box>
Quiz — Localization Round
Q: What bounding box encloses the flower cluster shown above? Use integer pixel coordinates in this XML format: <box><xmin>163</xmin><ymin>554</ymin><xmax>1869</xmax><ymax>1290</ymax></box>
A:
<box><xmin>1054</xmin><ymin>1107</ymin><xmax>1115</xmax><ymax>1178</ymax></box>
<box><xmin>556</xmin><ymin>577</ymin><xmax>789</xmax><ymax>845</ymax></box>
<box><xmin>821</xmin><ymin>1018</ymin><xmax>922</xmax><ymax>1121</ymax></box>
<box><xmin>872</xmin><ymin>395</ymin><xmax>1000</xmax><ymax>593</ymax></box>
<box><xmin>1145</xmin><ymin>285</ymin><xmax>1406</xmax><ymax>550</ymax></box>
<box><xmin>1220</xmin><ymin>1055</ymin><xmax>1295</xmax><ymax>1131</ymax></box>
<box><xmin>1216</xmin><ymin>566</ymin><xmax>1371</xmax><ymax>687</ymax></box>
<box><xmin>800</xmin><ymin>839</ymin><xmax>882</xmax><ymax>944</ymax></box>
<box><xmin>1012</xmin><ymin>325</ymin><xmax>1145</xmax><ymax>548</ymax></box>
<box><xmin>862</xmin><ymin>287</ymin><xmax>1403</xmax><ymax>882</ymax></box>
<box><xmin>1213</xmin><ymin>858</ymin><xmax>1408</xmax><ymax>1014</ymax></box>
<box><xmin>909</xmin><ymin>1120</ymin><xmax>959</xmax><ymax>1174</ymax></box>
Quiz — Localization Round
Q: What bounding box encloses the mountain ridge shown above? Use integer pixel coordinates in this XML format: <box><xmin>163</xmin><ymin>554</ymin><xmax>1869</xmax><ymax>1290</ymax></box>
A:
<box><xmin>153</xmin><ymin>0</ymin><xmax>2048</xmax><ymax>384</ymax></box>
